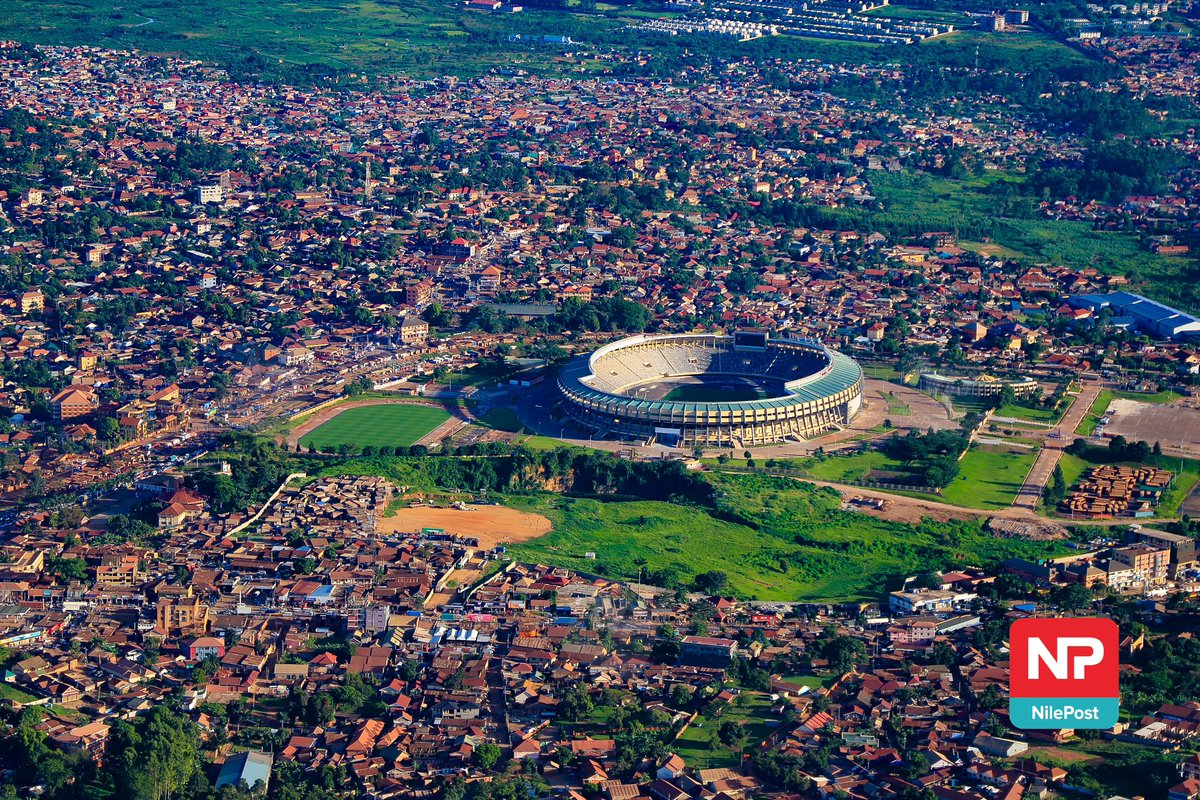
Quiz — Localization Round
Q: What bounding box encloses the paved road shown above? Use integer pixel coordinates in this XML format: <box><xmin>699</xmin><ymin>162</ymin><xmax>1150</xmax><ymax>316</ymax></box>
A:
<box><xmin>1010</xmin><ymin>382</ymin><xmax>1101</xmax><ymax>512</ymax></box>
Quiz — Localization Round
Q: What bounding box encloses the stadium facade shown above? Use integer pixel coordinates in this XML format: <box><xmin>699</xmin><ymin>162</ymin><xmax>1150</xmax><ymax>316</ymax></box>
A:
<box><xmin>557</xmin><ymin>332</ymin><xmax>864</xmax><ymax>447</ymax></box>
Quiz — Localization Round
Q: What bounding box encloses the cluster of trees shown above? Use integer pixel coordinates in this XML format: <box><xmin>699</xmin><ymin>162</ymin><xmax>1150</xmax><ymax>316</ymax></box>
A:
<box><xmin>555</xmin><ymin>296</ymin><xmax>650</xmax><ymax>334</ymax></box>
<box><xmin>1028</xmin><ymin>140</ymin><xmax>1182</xmax><ymax>204</ymax></box>
<box><xmin>1124</xmin><ymin>634</ymin><xmax>1200</xmax><ymax>714</ymax></box>
<box><xmin>192</xmin><ymin>433</ymin><xmax>292</xmax><ymax>513</ymax></box>
<box><xmin>1066</xmin><ymin>435</ymin><xmax>1160</xmax><ymax>464</ymax></box>
<box><xmin>882</xmin><ymin>429</ymin><xmax>970</xmax><ymax>487</ymax></box>
<box><xmin>342</xmin><ymin>377</ymin><xmax>375</xmax><ymax>397</ymax></box>
<box><xmin>2</xmin><ymin>705</ymin><xmax>203</xmax><ymax>800</ymax></box>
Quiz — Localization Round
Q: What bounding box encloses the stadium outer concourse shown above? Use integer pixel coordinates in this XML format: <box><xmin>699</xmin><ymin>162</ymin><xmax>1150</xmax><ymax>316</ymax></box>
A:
<box><xmin>556</xmin><ymin>332</ymin><xmax>865</xmax><ymax>448</ymax></box>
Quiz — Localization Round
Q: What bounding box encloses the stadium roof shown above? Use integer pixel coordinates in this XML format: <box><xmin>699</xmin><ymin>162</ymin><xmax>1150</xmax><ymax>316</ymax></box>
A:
<box><xmin>559</xmin><ymin>334</ymin><xmax>862</xmax><ymax>413</ymax></box>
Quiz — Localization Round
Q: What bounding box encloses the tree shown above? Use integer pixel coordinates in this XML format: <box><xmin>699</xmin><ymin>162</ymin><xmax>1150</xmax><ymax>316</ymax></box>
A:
<box><xmin>693</xmin><ymin>570</ymin><xmax>728</xmax><ymax>594</ymax></box>
<box><xmin>817</xmin><ymin>633</ymin><xmax>866</xmax><ymax>673</ymax></box>
<box><xmin>978</xmin><ymin>683</ymin><xmax>1004</xmax><ymax>710</ymax></box>
<box><xmin>668</xmin><ymin>683</ymin><xmax>694</xmax><ymax>709</ymax></box>
<box><xmin>1043</xmin><ymin>463</ymin><xmax>1068</xmax><ymax>506</ymax></box>
<box><xmin>48</xmin><ymin>555</ymin><xmax>88</xmax><ymax>582</ymax></box>
<box><xmin>473</xmin><ymin>743</ymin><xmax>502</xmax><ymax>771</ymax></box>
<box><xmin>717</xmin><ymin>718</ymin><xmax>748</xmax><ymax>751</ymax></box>
<box><xmin>1052</xmin><ymin>583</ymin><xmax>1094</xmax><ymax>612</ymax></box>
<box><xmin>652</xmin><ymin>638</ymin><xmax>680</xmax><ymax>665</ymax></box>
<box><xmin>110</xmin><ymin>706</ymin><xmax>201</xmax><ymax>800</ymax></box>
<box><xmin>307</xmin><ymin>693</ymin><xmax>335</xmax><ymax>726</ymax></box>
<box><xmin>559</xmin><ymin>686</ymin><xmax>594</xmax><ymax>720</ymax></box>
<box><xmin>930</xmin><ymin>640</ymin><xmax>957</xmax><ymax>667</ymax></box>
<box><xmin>97</xmin><ymin>416</ymin><xmax>121</xmax><ymax>442</ymax></box>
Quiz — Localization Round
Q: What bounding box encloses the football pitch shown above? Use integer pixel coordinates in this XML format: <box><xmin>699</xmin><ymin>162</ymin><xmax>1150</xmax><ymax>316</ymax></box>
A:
<box><xmin>299</xmin><ymin>404</ymin><xmax>451</xmax><ymax>451</ymax></box>
<box><xmin>662</xmin><ymin>385</ymin><xmax>766</xmax><ymax>402</ymax></box>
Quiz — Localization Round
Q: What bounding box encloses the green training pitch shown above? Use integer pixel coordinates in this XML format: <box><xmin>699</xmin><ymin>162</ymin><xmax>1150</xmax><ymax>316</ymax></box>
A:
<box><xmin>662</xmin><ymin>384</ymin><xmax>766</xmax><ymax>402</ymax></box>
<box><xmin>300</xmin><ymin>404</ymin><xmax>450</xmax><ymax>452</ymax></box>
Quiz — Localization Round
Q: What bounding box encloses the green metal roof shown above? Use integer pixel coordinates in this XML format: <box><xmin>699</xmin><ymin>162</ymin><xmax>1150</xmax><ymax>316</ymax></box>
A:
<box><xmin>558</xmin><ymin>335</ymin><xmax>862</xmax><ymax>413</ymax></box>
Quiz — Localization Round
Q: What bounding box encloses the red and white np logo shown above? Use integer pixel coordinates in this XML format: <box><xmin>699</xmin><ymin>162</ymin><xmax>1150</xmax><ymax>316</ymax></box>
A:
<box><xmin>1009</xmin><ymin>617</ymin><xmax>1119</xmax><ymax>729</ymax></box>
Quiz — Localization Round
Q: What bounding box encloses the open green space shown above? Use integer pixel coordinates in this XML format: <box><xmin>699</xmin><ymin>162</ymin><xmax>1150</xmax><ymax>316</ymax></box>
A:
<box><xmin>881</xmin><ymin>391</ymin><xmax>912</xmax><ymax>416</ymax></box>
<box><xmin>958</xmin><ymin>239</ymin><xmax>1030</xmax><ymax>260</ymax></box>
<box><xmin>861</xmin><ymin>365</ymin><xmax>902</xmax><ymax>381</ymax></box>
<box><xmin>663</xmin><ymin>384</ymin><xmax>766</xmax><ymax>402</ymax></box>
<box><xmin>299</xmin><ymin>404</ymin><xmax>450</xmax><ymax>451</ymax></box>
<box><xmin>826</xmin><ymin>171</ymin><xmax>1200</xmax><ymax>311</ymax></box>
<box><xmin>778</xmin><ymin>674</ymin><xmax>831</xmax><ymax>691</ymax></box>
<box><xmin>0</xmin><ymin>682</ymin><xmax>39</xmax><ymax>704</ymax></box>
<box><xmin>787</xmin><ymin>443</ymin><xmax>1037</xmax><ymax>510</ymax></box>
<box><xmin>993</xmin><ymin>402</ymin><xmax>1063</xmax><ymax>424</ymax></box>
<box><xmin>796</xmin><ymin>449</ymin><xmax>916</xmax><ymax>484</ymax></box>
<box><xmin>1045</xmin><ymin>738</ymin><xmax>1193</xmax><ymax>799</ymax></box>
<box><xmin>507</xmin><ymin>472</ymin><xmax>1069</xmax><ymax>600</ymax></box>
<box><xmin>0</xmin><ymin>0</ymin><xmax>630</xmax><ymax>79</ymax></box>
<box><xmin>478</xmin><ymin>406</ymin><xmax>524</xmax><ymax>433</ymax></box>
<box><xmin>862</xmin><ymin>4</ymin><xmax>967</xmax><ymax>23</ymax></box>
<box><xmin>940</xmin><ymin>445</ymin><xmax>1038</xmax><ymax>509</ymax></box>
<box><xmin>673</xmin><ymin>692</ymin><xmax>778</xmax><ymax>770</ymax></box>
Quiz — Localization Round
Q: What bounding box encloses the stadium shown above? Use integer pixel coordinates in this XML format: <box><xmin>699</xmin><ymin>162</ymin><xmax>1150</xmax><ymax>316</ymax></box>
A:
<box><xmin>557</xmin><ymin>332</ymin><xmax>864</xmax><ymax>447</ymax></box>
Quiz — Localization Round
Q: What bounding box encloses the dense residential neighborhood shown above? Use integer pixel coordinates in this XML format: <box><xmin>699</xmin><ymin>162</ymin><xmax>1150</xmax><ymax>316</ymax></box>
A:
<box><xmin>0</xmin><ymin>3</ymin><xmax>1198</xmax><ymax>798</ymax></box>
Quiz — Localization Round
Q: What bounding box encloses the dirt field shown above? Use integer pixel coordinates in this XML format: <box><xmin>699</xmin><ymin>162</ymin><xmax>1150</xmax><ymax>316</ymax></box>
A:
<box><xmin>1105</xmin><ymin>398</ymin><xmax>1200</xmax><ymax>456</ymax></box>
<box><xmin>378</xmin><ymin>505</ymin><xmax>553</xmax><ymax>549</ymax></box>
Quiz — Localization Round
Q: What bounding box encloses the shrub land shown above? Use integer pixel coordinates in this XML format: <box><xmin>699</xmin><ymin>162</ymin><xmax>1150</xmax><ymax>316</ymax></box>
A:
<box><xmin>209</xmin><ymin>436</ymin><xmax>1071</xmax><ymax>600</ymax></box>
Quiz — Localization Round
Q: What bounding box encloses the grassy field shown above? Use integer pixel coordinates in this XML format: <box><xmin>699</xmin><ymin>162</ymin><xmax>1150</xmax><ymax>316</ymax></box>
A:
<box><xmin>790</xmin><ymin>444</ymin><xmax>1037</xmax><ymax>510</ymax></box>
<box><xmin>478</xmin><ymin>406</ymin><xmax>524</xmax><ymax>433</ymax></box>
<box><xmin>882</xmin><ymin>391</ymin><xmax>912</xmax><ymax>416</ymax></box>
<box><xmin>674</xmin><ymin>692</ymin><xmax>778</xmax><ymax>770</ymax></box>
<box><xmin>940</xmin><ymin>445</ymin><xmax>1038</xmax><ymax>509</ymax></box>
<box><xmin>798</xmin><ymin>449</ymin><xmax>917</xmax><ymax>484</ymax></box>
<box><xmin>0</xmin><ymin>682</ymin><xmax>39</xmax><ymax>703</ymax></box>
<box><xmin>861</xmin><ymin>365</ymin><xmax>902</xmax><ymax>381</ymax></box>
<box><xmin>0</xmin><ymin>0</ymin><xmax>628</xmax><ymax>79</ymax></box>
<box><xmin>862</xmin><ymin>5</ymin><xmax>967</xmax><ymax>23</ymax></box>
<box><xmin>993</xmin><ymin>402</ymin><xmax>1062</xmax><ymax>424</ymax></box>
<box><xmin>299</xmin><ymin>404</ymin><xmax>450</xmax><ymax>451</ymax></box>
<box><xmin>663</xmin><ymin>385</ymin><xmax>765</xmax><ymax>402</ymax></box>
<box><xmin>778</xmin><ymin>675</ymin><xmax>831</xmax><ymax>690</ymax></box>
<box><xmin>1049</xmin><ymin>739</ymin><xmax>1191</xmax><ymax>799</ymax></box>
<box><xmin>507</xmin><ymin>472</ymin><xmax>1069</xmax><ymax>599</ymax></box>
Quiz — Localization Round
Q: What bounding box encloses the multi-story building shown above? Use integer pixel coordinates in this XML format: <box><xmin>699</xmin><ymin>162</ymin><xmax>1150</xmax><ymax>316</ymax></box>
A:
<box><xmin>155</xmin><ymin>588</ymin><xmax>211</xmax><ymax>636</ymax></box>
<box><xmin>49</xmin><ymin>385</ymin><xmax>99</xmax><ymax>421</ymax></box>
<box><xmin>1111</xmin><ymin>543</ymin><xmax>1171</xmax><ymax>587</ymax></box>
<box><xmin>919</xmin><ymin>372</ymin><xmax>1039</xmax><ymax>400</ymax></box>
<box><xmin>888</xmin><ymin>588</ymin><xmax>978</xmax><ymax>615</ymax></box>
<box><xmin>96</xmin><ymin>555</ymin><xmax>141</xmax><ymax>587</ymax></box>
<box><xmin>678</xmin><ymin>635</ymin><xmax>738</xmax><ymax>666</ymax></box>
<box><xmin>197</xmin><ymin>184</ymin><xmax>225</xmax><ymax>203</ymax></box>
<box><xmin>1131</xmin><ymin>527</ymin><xmax>1197</xmax><ymax>578</ymax></box>
<box><xmin>19</xmin><ymin>289</ymin><xmax>44</xmax><ymax>314</ymax></box>
<box><xmin>399</xmin><ymin>316</ymin><xmax>430</xmax><ymax>345</ymax></box>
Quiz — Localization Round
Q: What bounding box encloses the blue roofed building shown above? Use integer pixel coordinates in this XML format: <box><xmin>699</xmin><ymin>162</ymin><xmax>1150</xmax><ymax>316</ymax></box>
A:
<box><xmin>215</xmin><ymin>751</ymin><xmax>273</xmax><ymax>791</ymax></box>
<box><xmin>1068</xmin><ymin>292</ymin><xmax>1200</xmax><ymax>340</ymax></box>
